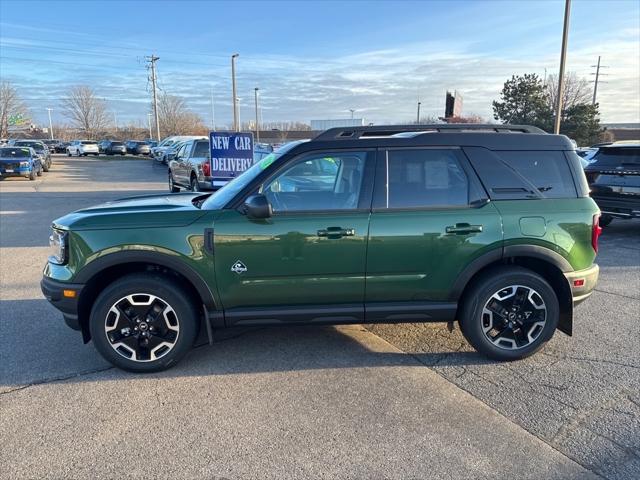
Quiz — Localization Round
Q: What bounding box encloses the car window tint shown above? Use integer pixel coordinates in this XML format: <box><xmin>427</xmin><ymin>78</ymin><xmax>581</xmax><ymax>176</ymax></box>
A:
<box><xmin>498</xmin><ymin>151</ymin><xmax>577</xmax><ymax>198</ymax></box>
<box><xmin>262</xmin><ymin>151</ymin><xmax>368</xmax><ymax>212</ymax></box>
<box><xmin>383</xmin><ymin>149</ymin><xmax>469</xmax><ymax>208</ymax></box>
<box><xmin>192</xmin><ymin>141</ymin><xmax>210</xmax><ymax>158</ymax></box>
<box><xmin>591</xmin><ymin>148</ymin><xmax>640</xmax><ymax>167</ymax></box>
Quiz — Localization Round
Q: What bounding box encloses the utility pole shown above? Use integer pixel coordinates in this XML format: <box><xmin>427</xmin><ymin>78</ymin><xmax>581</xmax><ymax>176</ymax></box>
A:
<box><xmin>554</xmin><ymin>0</ymin><xmax>571</xmax><ymax>134</ymax></box>
<box><xmin>146</xmin><ymin>54</ymin><xmax>161</xmax><ymax>141</ymax></box>
<box><xmin>147</xmin><ymin>113</ymin><xmax>153</xmax><ymax>139</ymax></box>
<box><xmin>416</xmin><ymin>102</ymin><xmax>421</xmax><ymax>124</ymax></box>
<box><xmin>113</xmin><ymin>111</ymin><xmax>118</xmax><ymax>131</ymax></box>
<box><xmin>590</xmin><ymin>56</ymin><xmax>609</xmax><ymax>105</ymax></box>
<box><xmin>231</xmin><ymin>54</ymin><xmax>239</xmax><ymax>131</ymax></box>
<box><xmin>210</xmin><ymin>86</ymin><xmax>216</xmax><ymax>130</ymax></box>
<box><xmin>254</xmin><ymin>87</ymin><xmax>260</xmax><ymax>142</ymax></box>
<box><xmin>46</xmin><ymin>108</ymin><xmax>53</xmax><ymax>139</ymax></box>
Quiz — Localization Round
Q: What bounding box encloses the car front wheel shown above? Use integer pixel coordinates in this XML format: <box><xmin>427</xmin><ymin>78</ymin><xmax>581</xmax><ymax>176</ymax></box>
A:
<box><xmin>89</xmin><ymin>273</ymin><xmax>199</xmax><ymax>372</ymax></box>
<box><xmin>168</xmin><ymin>171</ymin><xmax>179</xmax><ymax>192</ymax></box>
<box><xmin>459</xmin><ymin>266</ymin><xmax>559</xmax><ymax>361</ymax></box>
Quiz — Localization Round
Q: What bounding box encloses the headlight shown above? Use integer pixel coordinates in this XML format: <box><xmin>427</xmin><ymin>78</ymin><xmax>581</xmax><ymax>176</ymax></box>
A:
<box><xmin>49</xmin><ymin>229</ymin><xmax>68</xmax><ymax>265</ymax></box>
<box><xmin>20</xmin><ymin>161</ymin><xmax>30</xmax><ymax>167</ymax></box>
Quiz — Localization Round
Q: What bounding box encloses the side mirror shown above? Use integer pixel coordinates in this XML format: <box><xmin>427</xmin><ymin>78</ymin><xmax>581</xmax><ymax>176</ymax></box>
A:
<box><xmin>243</xmin><ymin>194</ymin><xmax>272</xmax><ymax>219</ymax></box>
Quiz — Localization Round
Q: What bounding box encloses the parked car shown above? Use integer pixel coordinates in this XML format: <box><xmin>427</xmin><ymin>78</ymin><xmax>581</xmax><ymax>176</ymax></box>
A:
<box><xmin>67</xmin><ymin>140</ymin><xmax>99</xmax><ymax>156</ymax></box>
<box><xmin>13</xmin><ymin>140</ymin><xmax>52</xmax><ymax>171</ymax></box>
<box><xmin>0</xmin><ymin>146</ymin><xmax>43</xmax><ymax>180</ymax></box>
<box><xmin>584</xmin><ymin>141</ymin><xmax>640</xmax><ymax>226</ymax></box>
<box><xmin>125</xmin><ymin>140</ymin><xmax>152</xmax><ymax>155</ymax></box>
<box><xmin>98</xmin><ymin>140</ymin><xmax>127</xmax><ymax>155</ymax></box>
<box><xmin>54</xmin><ymin>141</ymin><xmax>70</xmax><ymax>153</ymax></box>
<box><xmin>152</xmin><ymin>136</ymin><xmax>204</xmax><ymax>163</ymax></box>
<box><xmin>41</xmin><ymin>124</ymin><xmax>601</xmax><ymax>372</ymax></box>
<box><xmin>146</xmin><ymin>140</ymin><xmax>158</xmax><ymax>148</ymax></box>
<box><xmin>42</xmin><ymin>139</ymin><xmax>60</xmax><ymax>153</ymax></box>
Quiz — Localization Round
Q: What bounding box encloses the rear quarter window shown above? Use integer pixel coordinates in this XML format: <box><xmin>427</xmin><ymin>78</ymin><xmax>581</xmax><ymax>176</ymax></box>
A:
<box><xmin>589</xmin><ymin>148</ymin><xmax>640</xmax><ymax>168</ymax></box>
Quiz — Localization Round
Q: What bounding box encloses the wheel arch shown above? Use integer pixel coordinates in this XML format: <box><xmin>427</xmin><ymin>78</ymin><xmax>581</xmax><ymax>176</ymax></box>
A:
<box><xmin>75</xmin><ymin>251</ymin><xmax>217</xmax><ymax>343</ymax></box>
<box><xmin>451</xmin><ymin>246</ymin><xmax>573</xmax><ymax>336</ymax></box>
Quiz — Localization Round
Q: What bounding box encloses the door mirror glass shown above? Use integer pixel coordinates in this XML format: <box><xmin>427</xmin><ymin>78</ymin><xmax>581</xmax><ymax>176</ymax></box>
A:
<box><xmin>243</xmin><ymin>194</ymin><xmax>272</xmax><ymax>219</ymax></box>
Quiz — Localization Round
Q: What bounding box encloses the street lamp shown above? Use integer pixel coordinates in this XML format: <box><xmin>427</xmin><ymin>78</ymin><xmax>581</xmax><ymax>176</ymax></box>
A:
<box><xmin>46</xmin><ymin>108</ymin><xmax>54</xmax><ymax>139</ymax></box>
<box><xmin>349</xmin><ymin>108</ymin><xmax>355</xmax><ymax>119</ymax></box>
<box><xmin>416</xmin><ymin>102</ymin><xmax>421</xmax><ymax>124</ymax></box>
<box><xmin>254</xmin><ymin>88</ymin><xmax>260</xmax><ymax>142</ymax></box>
<box><xmin>231</xmin><ymin>54</ymin><xmax>239</xmax><ymax>131</ymax></box>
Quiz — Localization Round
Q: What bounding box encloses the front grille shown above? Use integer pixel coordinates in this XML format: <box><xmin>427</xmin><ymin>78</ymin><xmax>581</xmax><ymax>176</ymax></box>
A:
<box><xmin>1</xmin><ymin>162</ymin><xmax>20</xmax><ymax>169</ymax></box>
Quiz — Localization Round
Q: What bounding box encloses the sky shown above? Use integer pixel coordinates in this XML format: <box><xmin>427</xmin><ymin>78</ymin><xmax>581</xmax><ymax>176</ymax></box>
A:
<box><xmin>1</xmin><ymin>0</ymin><xmax>639</xmax><ymax>129</ymax></box>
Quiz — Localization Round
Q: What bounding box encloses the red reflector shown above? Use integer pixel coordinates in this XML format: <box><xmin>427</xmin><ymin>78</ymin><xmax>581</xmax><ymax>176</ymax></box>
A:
<box><xmin>202</xmin><ymin>161</ymin><xmax>211</xmax><ymax>176</ymax></box>
<box><xmin>573</xmin><ymin>279</ymin><xmax>585</xmax><ymax>287</ymax></box>
<box><xmin>592</xmin><ymin>214</ymin><xmax>602</xmax><ymax>253</ymax></box>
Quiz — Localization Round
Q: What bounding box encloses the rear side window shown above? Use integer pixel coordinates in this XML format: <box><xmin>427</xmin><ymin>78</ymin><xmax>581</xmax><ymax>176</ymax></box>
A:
<box><xmin>590</xmin><ymin>147</ymin><xmax>640</xmax><ymax>167</ymax></box>
<box><xmin>377</xmin><ymin>149</ymin><xmax>470</xmax><ymax>208</ymax></box>
<box><xmin>464</xmin><ymin>147</ymin><xmax>577</xmax><ymax>199</ymax></box>
<box><xmin>192</xmin><ymin>141</ymin><xmax>210</xmax><ymax>158</ymax></box>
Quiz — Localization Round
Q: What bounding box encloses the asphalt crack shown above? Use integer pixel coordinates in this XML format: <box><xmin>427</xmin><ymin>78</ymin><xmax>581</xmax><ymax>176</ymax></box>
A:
<box><xmin>594</xmin><ymin>288</ymin><xmax>640</xmax><ymax>301</ymax></box>
<box><xmin>0</xmin><ymin>366</ymin><xmax>114</xmax><ymax>396</ymax></box>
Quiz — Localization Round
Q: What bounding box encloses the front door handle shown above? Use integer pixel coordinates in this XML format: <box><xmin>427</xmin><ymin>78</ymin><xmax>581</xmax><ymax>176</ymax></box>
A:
<box><xmin>445</xmin><ymin>223</ymin><xmax>483</xmax><ymax>235</ymax></box>
<box><xmin>317</xmin><ymin>227</ymin><xmax>356</xmax><ymax>238</ymax></box>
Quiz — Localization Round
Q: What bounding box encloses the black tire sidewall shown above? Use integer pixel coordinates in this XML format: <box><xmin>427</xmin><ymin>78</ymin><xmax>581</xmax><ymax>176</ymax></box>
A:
<box><xmin>89</xmin><ymin>274</ymin><xmax>199</xmax><ymax>372</ymax></box>
<box><xmin>460</xmin><ymin>267</ymin><xmax>559</xmax><ymax>361</ymax></box>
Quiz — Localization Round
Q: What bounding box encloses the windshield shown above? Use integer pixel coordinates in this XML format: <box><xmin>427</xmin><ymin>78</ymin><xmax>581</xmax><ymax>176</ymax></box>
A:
<box><xmin>202</xmin><ymin>141</ymin><xmax>303</xmax><ymax>210</ymax></box>
<box><xmin>160</xmin><ymin>139</ymin><xmax>174</xmax><ymax>147</ymax></box>
<box><xmin>0</xmin><ymin>147</ymin><xmax>31</xmax><ymax>157</ymax></box>
<box><xmin>111</xmin><ymin>141</ymin><xmax>124</xmax><ymax>146</ymax></box>
<box><xmin>15</xmin><ymin>141</ymin><xmax>44</xmax><ymax>150</ymax></box>
<box><xmin>81</xmin><ymin>141</ymin><xmax>96</xmax><ymax>145</ymax></box>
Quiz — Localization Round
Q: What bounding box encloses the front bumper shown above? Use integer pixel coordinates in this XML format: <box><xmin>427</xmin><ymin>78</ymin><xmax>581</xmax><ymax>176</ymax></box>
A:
<box><xmin>564</xmin><ymin>264</ymin><xmax>599</xmax><ymax>306</ymax></box>
<box><xmin>41</xmin><ymin>276</ymin><xmax>84</xmax><ymax>331</ymax></box>
<box><xmin>1</xmin><ymin>166</ymin><xmax>31</xmax><ymax>177</ymax></box>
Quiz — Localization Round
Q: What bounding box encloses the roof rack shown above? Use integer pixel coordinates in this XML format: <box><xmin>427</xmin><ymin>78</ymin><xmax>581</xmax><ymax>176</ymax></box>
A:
<box><xmin>313</xmin><ymin>124</ymin><xmax>546</xmax><ymax>141</ymax></box>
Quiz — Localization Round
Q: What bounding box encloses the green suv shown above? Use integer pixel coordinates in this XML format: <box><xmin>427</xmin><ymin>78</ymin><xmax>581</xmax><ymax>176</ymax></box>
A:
<box><xmin>41</xmin><ymin>125</ymin><xmax>601</xmax><ymax>372</ymax></box>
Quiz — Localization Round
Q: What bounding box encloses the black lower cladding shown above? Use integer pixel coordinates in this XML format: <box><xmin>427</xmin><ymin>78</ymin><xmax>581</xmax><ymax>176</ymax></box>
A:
<box><xmin>41</xmin><ymin>277</ymin><xmax>84</xmax><ymax>328</ymax></box>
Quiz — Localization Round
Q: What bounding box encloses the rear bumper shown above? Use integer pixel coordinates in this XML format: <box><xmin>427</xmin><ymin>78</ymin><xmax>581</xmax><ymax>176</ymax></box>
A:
<box><xmin>590</xmin><ymin>195</ymin><xmax>640</xmax><ymax>218</ymax></box>
<box><xmin>564</xmin><ymin>264</ymin><xmax>599</xmax><ymax>306</ymax></box>
<box><xmin>41</xmin><ymin>276</ymin><xmax>84</xmax><ymax>330</ymax></box>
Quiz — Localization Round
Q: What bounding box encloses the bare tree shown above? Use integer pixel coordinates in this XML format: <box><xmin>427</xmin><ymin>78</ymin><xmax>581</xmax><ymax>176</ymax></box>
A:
<box><xmin>0</xmin><ymin>82</ymin><xmax>30</xmax><ymax>138</ymax></box>
<box><xmin>61</xmin><ymin>86</ymin><xmax>109</xmax><ymax>138</ymax></box>
<box><xmin>546</xmin><ymin>72</ymin><xmax>592</xmax><ymax>111</ymax></box>
<box><xmin>158</xmin><ymin>93</ymin><xmax>205</xmax><ymax>136</ymax></box>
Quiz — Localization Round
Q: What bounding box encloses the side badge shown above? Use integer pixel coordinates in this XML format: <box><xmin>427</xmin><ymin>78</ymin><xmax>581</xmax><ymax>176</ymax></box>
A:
<box><xmin>231</xmin><ymin>260</ymin><xmax>248</xmax><ymax>274</ymax></box>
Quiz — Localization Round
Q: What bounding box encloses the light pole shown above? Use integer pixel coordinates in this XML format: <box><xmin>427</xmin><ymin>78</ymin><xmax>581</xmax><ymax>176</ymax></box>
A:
<box><xmin>113</xmin><ymin>111</ymin><xmax>118</xmax><ymax>131</ymax></box>
<box><xmin>554</xmin><ymin>0</ymin><xmax>571</xmax><ymax>134</ymax></box>
<box><xmin>416</xmin><ymin>102</ymin><xmax>421</xmax><ymax>124</ymax></box>
<box><xmin>210</xmin><ymin>85</ymin><xmax>216</xmax><ymax>130</ymax></box>
<box><xmin>46</xmin><ymin>108</ymin><xmax>53</xmax><ymax>139</ymax></box>
<box><xmin>254</xmin><ymin>88</ymin><xmax>260</xmax><ymax>142</ymax></box>
<box><xmin>349</xmin><ymin>109</ymin><xmax>355</xmax><ymax>119</ymax></box>
<box><xmin>231</xmin><ymin>54</ymin><xmax>239</xmax><ymax>131</ymax></box>
<box><xmin>147</xmin><ymin>113</ymin><xmax>153</xmax><ymax>139</ymax></box>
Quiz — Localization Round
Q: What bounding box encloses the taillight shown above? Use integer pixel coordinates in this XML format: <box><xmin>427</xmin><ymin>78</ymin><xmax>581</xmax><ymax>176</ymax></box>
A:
<box><xmin>592</xmin><ymin>214</ymin><xmax>602</xmax><ymax>253</ymax></box>
<box><xmin>202</xmin><ymin>161</ymin><xmax>211</xmax><ymax>176</ymax></box>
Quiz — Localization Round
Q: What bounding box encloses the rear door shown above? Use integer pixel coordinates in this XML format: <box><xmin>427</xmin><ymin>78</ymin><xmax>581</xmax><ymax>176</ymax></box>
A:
<box><xmin>586</xmin><ymin>147</ymin><xmax>640</xmax><ymax>215</ymax></box>
<box><xmin>365</xmin><ymin>147</ymin><xmax>503</xmax><ymax>318</ymax></box>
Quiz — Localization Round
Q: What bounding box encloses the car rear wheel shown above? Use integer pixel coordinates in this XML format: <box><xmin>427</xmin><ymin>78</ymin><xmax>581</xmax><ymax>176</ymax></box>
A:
<box><xmin>168</xmin><ymin>171</ymin><xmax>179</xmax><ymax>193</ymax></box>
<box><xmin>190</xmin><ymin>174</ymin><xmax>200</xmax><ymax>192</ymax></box>
<box><xmin>29</xmin><ymin>169</ymin><xmax>36</xmax><ymax>180</ymax></box>
<box><xmin>36</xmin><ymin>166</ymin><xmax>43</xmax><ymax>176</ymax></box>
<box><xmin>89</xmin><ymin>273</ymin><xmax>199</xmax><ymax>372</ymax></box>
<box><xmin>67</xmin><ymin>150</ymin><xmax>72</xmax><ymax>157</ymax></box>
<box><xmin>459</xmin><ymin>266</ymin><xmax>559</xmax><ymax>361</ymax></box>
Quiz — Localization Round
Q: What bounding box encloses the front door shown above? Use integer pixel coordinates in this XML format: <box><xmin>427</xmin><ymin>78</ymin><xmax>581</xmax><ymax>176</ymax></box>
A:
<box><xmin>213</xmin><ymin>149</ymin><xmax>375</xmax><ymax>326</ymax></box>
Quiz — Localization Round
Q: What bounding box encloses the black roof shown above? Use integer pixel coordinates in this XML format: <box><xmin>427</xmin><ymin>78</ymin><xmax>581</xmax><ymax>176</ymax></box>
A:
<box><xmin>306</xmin><ymin>124</ymin><xmax>573</xmax><ymax>151</ymax></box>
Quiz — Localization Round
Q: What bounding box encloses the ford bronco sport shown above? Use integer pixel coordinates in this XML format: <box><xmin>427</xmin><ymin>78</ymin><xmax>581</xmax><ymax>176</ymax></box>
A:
<box><xmin>42</xmin><ymin>125</ymin><xmax>601</xmax><ymax>372</ymax></box>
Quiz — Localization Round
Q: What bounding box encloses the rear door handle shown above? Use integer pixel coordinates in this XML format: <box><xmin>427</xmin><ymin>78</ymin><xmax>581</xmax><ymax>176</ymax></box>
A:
<box><xmin>445</xmin><ymin>223</ymin><xmax>483</xmax><ymax>235</ymax></box>
<box><xmin>317</xmin><ymin>227</ymin><xmax>355</xmax><ymax>238</ymax></box>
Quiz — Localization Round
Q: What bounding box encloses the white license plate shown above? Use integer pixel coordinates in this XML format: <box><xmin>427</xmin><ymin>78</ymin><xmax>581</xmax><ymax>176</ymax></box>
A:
<box><xmin>5</xmin><ymin>169</ymin><xmax>14</xmax><ymax>173</ymax></box>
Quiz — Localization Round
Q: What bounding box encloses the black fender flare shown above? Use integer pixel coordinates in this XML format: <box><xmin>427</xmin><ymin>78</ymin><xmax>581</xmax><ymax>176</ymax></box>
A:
<box><xmin>74</xmin><ymin>250</ymin><xmax>217</xmax><ymax>310</ymax></box>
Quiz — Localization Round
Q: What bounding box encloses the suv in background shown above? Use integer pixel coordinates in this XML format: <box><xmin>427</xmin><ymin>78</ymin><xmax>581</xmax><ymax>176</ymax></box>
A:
<box><xmin>67</xmin><ymin>140</ymin><xmax>99</xmax><ymax>156</ymax></box>
<box><xmin>125</xmin><ymin>140</ymin><xmax>152</xmax><ymax>155</ymax></box>
<box><xmin>98</xmin><ymin>140</ymin><xmax>127</xmax><ymax>155</ymax></box>
<box><xmin>584</xmin><ymin>141</ymin><xmax>640</xmax><ymax>226</ymax></box>
<box><xmin>13</xmin><ymin>140</ymin><xmax>52</xmax><ymax>171</ymax></box>
<box><xmin>41</xmin><ymin>124</ymin><xmax>600</xmax><ymax>372</ymax></box>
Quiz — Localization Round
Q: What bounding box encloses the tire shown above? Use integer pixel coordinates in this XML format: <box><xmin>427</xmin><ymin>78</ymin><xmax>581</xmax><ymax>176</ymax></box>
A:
<box><xmin>67</xmin><ymin>150</ymin><xmax>72</xmax><ymax>157</ymax></box>
<box><xmin>42</xmin><ymin>161</ymin><xmax>49</xmax><ymax>172</ymax></box>
<box><xmin>599</xmin><ymin>214</ymin><xmax>613</xmax><ymax>227</ymax></box>
<box><xmin>89</xmin><ymin>273</ymin><xmax>199</xmax><ymax>372</ymax></box>
<box><xmin>29</xmin><ymin>169</ymin><xmax>36</xmax><ymax>180</ymax></box>
<box><xmin>37</xmin><ymin>166</ymin><xmax>43</xmax><ymax>176</ymax></box>
<box><xmin>459</xmin><ymin>266</ymin><xmax>559</xmax><ymax>361</ymax></box>
<box><xmin>83</xmin><ymin>153</ymin><xmax>89</xmax><ymax>157</ymax></box>
<box><xmin>168</xmin><ymin>171</ymin><xmax>179</xmax><ymax>193</ymax></box>
<box><xmin>190</xmin><ymin>174</ymin><xmax>200</xmax><ymax>192</ymax></box>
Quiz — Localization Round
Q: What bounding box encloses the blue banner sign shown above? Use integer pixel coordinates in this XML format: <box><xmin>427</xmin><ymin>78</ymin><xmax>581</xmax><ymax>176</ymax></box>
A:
<box><xmin>209</xmin><ymin>131</ymin><xmax>254</xmax><ymax>179</ymax></box>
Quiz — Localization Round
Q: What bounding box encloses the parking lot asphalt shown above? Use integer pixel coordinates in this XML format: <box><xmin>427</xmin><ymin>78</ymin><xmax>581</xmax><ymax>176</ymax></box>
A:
<box><xmin>0</xmin><ymin>155</ymin><xmax>636</xmax><ymax>479</ymax></box>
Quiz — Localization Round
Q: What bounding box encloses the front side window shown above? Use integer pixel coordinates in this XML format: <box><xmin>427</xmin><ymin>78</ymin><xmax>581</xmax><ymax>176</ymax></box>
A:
<box><xmin>261</xmin><ymin>151</ymin><xmax>368</xmax><ymax>212</ymax></box>
<box><xmin>381</xmin><ymin>149</ymin><xmax>469</xmax><ymax>208</ymax></box>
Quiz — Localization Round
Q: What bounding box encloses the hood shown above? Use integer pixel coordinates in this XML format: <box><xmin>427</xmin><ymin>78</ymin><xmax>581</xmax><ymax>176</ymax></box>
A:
<box><xmin>53</xmin><ymin>192</ymin><xmax>210</xmax><ymax>231</ymax></box>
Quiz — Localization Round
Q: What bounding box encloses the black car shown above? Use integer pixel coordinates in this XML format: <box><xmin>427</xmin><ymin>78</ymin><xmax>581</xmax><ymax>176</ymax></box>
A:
<box><xmin>54</xmin><ymin>141</ymin><xmax>70</xmax><ymax>153</ymax></box>
<box><xmin>125</xmin><ymin>140</ymin><xmax>152</xmax><ymax>155</ymax></box>
<box><xmin>584</xmin><ymin>142</ymin><xmax>640</xmax><ymax>226</ymax></box>
<box><xmin>98</xmin><ymin>140</ymin><xmax>127</xmax><ymax>155</ymax></box>
<box><xmin>42</xmin><ymin>139</ymin><xmax>59</xmax><ymax>153</ymax></box>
